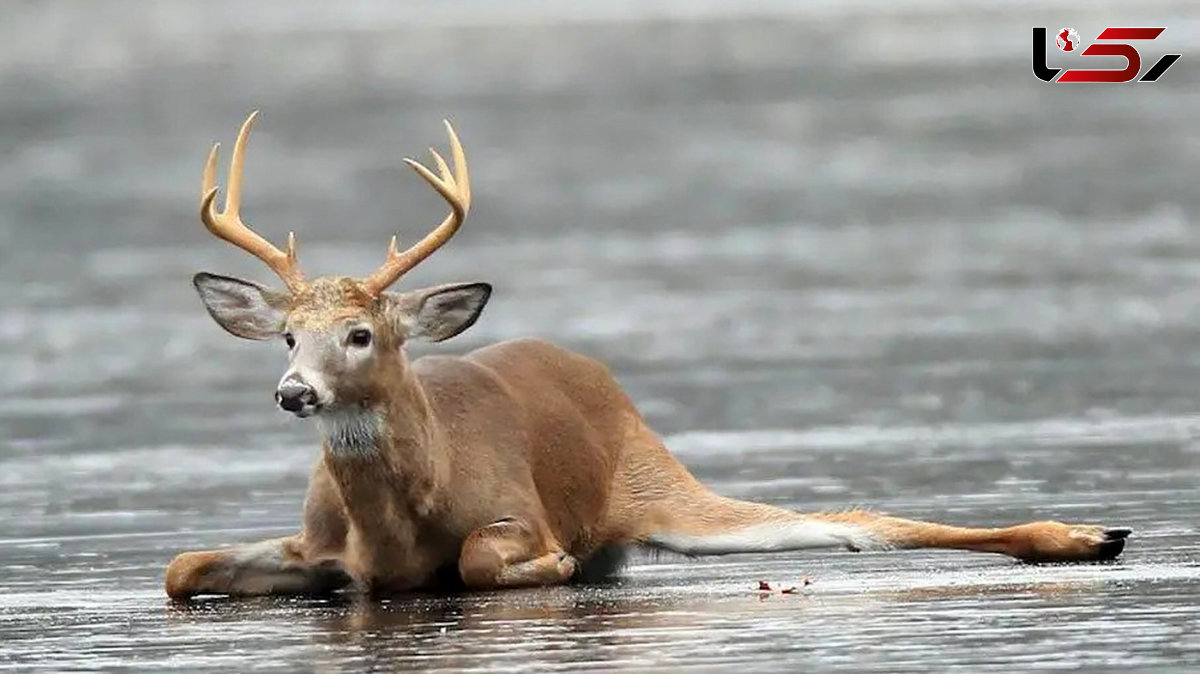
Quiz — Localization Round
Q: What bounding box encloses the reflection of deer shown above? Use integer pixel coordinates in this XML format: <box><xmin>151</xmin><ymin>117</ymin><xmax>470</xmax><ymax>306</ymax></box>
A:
<box><xmin>165</xmin><ymin>112</ymin><xmax>1130</xmax><ymax>599</ymax></box>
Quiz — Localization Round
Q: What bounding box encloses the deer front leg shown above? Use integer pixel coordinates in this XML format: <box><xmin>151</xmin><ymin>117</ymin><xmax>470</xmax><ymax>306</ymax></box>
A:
<box><xmin>165</xmin><ymin>535</ymin><xmax>351</xmax><ymax>599</ymax></box>
<box><xmin>458</xmin><ymin>518</ymin><xmax>577</xmax><ymax>589</ymax></box>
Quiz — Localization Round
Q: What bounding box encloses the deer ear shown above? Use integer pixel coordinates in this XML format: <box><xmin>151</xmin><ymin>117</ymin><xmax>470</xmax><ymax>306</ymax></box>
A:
<box><xmin>193</xmin><ymin>272</ymin><xmax>290</xmax><ymax>341</ymax></box>
<box><xmin>386</xmin><ymin>282</ymin><xmax>492</xmax><ymax>343</ymax></box>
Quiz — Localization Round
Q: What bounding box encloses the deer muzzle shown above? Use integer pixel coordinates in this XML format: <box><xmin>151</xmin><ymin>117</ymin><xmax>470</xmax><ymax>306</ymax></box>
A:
<box><xmin>276</xmin><ymin>376</ymin><xmax>320</xmax><ymax>417</ymax></box>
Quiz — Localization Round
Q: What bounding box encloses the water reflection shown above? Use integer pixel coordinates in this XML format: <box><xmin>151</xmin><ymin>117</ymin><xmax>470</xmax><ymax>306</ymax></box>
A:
<box><xmin>150</xmin><ymin>558</ymin><xmax>1198</xmax><ymax>672</ymax></box>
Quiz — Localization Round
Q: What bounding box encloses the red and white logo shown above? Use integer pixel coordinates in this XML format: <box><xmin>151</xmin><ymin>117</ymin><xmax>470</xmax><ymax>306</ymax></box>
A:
<box><xmin>1056</xmin><ymin>27</ymin><xmax>1081</xmax><ymax>52</ymax></box>
<box><xmin>1033</xmin><ymin>27</ymin><xmax>1181</xmax><ymax>83</ymax></box>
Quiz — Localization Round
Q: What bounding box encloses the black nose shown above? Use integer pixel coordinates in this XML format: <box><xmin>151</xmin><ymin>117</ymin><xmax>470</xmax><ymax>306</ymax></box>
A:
<box><xmin>276</xmin><ymin>381</ymin><xmax>317</xmax><ymax>412</ymax></box>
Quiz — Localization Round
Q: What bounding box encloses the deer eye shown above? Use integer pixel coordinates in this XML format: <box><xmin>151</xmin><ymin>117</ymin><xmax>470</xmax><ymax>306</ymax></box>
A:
<box><xmin>348</xmin><ymin>328</ymin><xmax>372</xmax><ymax>348</ymax></box>
<box><xmin>284</xmin><ymin>333</ymin><xmax>296</xmax><ymax>349</ymax></box>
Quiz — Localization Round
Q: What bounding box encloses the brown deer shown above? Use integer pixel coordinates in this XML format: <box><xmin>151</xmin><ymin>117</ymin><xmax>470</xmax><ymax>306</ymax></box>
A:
<box><xmin>165</xmin><ymin>112</ymin><xmax>1130</xmax><ymax>599</ymax></box>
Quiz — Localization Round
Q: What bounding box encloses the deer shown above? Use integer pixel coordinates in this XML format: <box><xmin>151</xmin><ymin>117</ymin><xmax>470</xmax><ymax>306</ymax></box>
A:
<box><xmin>165</xmin><ymin>112</ymin><xmax>1131</xmax><ymax>599</ymax></box>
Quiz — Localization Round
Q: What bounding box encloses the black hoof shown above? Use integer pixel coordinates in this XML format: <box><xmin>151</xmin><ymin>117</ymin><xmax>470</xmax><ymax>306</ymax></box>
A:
<box><xmin>1104</xmin><ymin>528</ymin><xmax>1132</xmax><ymax>540</ymax></box>
<box><xmin>1096</xmin><ymin>530</ymin><xmax>1130</xmax><ymax>560</ymax></box>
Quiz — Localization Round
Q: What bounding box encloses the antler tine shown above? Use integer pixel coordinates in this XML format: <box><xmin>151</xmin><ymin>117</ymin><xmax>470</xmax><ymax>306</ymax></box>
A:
<box><xmin>362</xmin><ymin>121</ymin><xmax>471</xmax><ymax>296</ymax></box>
<box><xmin>202</xmin><ymin>142</ymin><xmax>219</xmax><ymax>204</ymax></box>
<box><xmin>446</xmin><ymin>119</ymin><xmax>470</xmax><ymax>208</ymax></box>
<box><xmin>199</xmin><ymin>111</ymin><xmax>303</xmax><ymax>291</ymax></box>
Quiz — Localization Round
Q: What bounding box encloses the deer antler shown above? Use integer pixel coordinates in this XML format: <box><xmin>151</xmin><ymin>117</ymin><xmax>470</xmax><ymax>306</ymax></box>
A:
<box><xmin>361</xmin><ymin>121</ymin><xmax>471</xmax><ymax>296</ymax></box>
<box><xmin>200</xmin><ymin>111</ymin><xmax>304</xmax><ymax>291</ymax></box>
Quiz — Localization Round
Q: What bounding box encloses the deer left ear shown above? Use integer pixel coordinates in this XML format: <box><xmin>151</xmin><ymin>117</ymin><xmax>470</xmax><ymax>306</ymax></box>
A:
<box><xmin>193</xmin><ymin>272</ymin><xmax>290</xmax><ymax>341</ymax></box>
<box><xmin>385</xmin><ymin>282</ymin><xmax>492</xmax><ymax>343</ymax></box>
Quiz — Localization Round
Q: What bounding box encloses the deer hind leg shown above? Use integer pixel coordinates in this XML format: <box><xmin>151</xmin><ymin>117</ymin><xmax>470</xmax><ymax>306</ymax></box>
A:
<box><xmin>812</xmin><ymin>510</ymin><xmax>1131</xmax><ymax>563</ymax></box>
<box><xmin>640</xmin><ymin>492</ymin><xmax>1129</xmax><ymax>563</ymax></box>
<box><xmin>165</xmin><ymin>535</ymin><xmax>352</xmax><ymax>599</ymax></box>
<box><xmin>458</xmin><ymin>518</ymin><xmax>577</xmax><ymax>589</ymax></box>
<box><xmin>618</xmin><ymin>432</ymin><xmax>1129</xmax><ymax>563</ymax></box>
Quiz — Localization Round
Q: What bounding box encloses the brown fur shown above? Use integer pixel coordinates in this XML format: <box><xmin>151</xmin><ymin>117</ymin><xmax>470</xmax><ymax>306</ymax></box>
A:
<box><xmin>166</xmin><ymin>116</ymin><xmax>1128</xmax><ymax>600</ymax></box>
<box><xmin>165</xmin><ymin>326</ymin><xmax>1130</xmax><ymax>599</ymax></box>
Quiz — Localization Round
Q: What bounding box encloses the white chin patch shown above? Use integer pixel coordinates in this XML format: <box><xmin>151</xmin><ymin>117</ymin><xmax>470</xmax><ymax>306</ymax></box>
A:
<box><xmin>316</xmin><ymin>408</ymin><xmax>383</xmax><ymax>457</ymax></box>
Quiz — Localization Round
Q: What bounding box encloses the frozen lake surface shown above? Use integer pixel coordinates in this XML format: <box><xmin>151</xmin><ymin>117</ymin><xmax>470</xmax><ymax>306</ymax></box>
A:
<box><xmin>1</xmin><ymin>1</ymin><xmax>1199</xmax><ymax>671</ymax></box>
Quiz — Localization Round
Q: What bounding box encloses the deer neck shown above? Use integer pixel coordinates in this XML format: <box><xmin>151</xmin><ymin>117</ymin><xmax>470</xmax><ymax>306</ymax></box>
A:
<box><xmin>317</xmin><ymin>366</ymin><xmax>447</xmax><ymax>523</ymax></box>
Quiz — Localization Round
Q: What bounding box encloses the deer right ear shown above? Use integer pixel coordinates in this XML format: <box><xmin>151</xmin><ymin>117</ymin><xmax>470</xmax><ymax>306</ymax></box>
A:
<box><xmin>385</xmin><ymin>282</ymin><xmax>492</xmax><ymax>343</ymax></box>
<box><xmin>193</xmin><ymin>272</ymin><xmax>290</xmax><ymax>341</ymax></box>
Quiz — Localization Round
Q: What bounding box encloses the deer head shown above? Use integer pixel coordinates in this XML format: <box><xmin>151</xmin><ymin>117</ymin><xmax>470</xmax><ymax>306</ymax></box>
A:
<box><xmin>192</xmin><ymin>112</ymin><xmax>490</xmax><ymax>418</ymax></box>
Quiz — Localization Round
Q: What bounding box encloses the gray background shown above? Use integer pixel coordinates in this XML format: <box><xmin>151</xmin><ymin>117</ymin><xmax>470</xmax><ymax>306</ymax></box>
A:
<box><xmin>1</xmin><ymin>0</ymin><xmax>1198</xmax><ymax>671</ymax></box>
